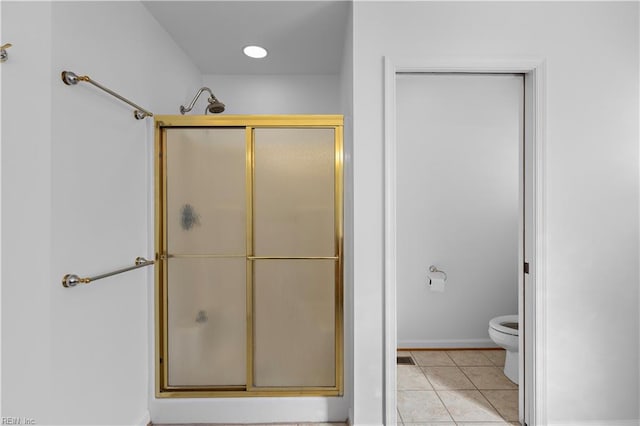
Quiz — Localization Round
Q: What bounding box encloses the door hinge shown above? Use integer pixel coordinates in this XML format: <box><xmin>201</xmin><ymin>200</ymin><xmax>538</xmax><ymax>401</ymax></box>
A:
<box><xmin>524</xmin><ymin>262</ymin><xmax>530</xmax><ymax>274</ymax></box>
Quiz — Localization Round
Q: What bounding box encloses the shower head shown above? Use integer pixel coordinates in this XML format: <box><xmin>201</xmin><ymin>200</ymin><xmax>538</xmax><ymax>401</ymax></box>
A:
<box><xmin>206</xmin><ymin>96</ymin><xmax>225</xmax><ymax>114</ymax></box>
<box><xmin>180</xmin><ymin>87</ymin><xmax>225</xmax><ymax>115</ymax></box>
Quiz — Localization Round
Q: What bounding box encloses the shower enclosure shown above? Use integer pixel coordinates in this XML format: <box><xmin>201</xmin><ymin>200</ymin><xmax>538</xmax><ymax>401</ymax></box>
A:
<box><xmin>154</xmin><ymin>115</ymin><xmax>343</xmax><ymax>397</ymax></box>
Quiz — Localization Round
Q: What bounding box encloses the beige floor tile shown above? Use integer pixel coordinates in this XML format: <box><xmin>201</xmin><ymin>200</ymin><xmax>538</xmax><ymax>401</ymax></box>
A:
<box><xmin>454</xmin><ymin>422</ymin><xmax>513</xmax><ymax>425</ymax></box>
<box><xmin>398</xmin><ymin>365</ymin><xmax>433</xmax><ymax>390</ymax></box>
<box><xmin>256</xmin><ymin>424</ymin><xmax>298</xmax><ymax>426</ymax></box>
<box><xmin>460</xmin><ymin>367</ymin><xmax>518</xmax><ymax>390</ymax></box>
<box><xmin>402</xmin><ymin>423</ymin><xmax>456</xmax><ymax>426</ymax></box>
<box><xmin>397</xmin><ymin>390</ymin><xmax>453</xmax><ymax>422</ymax></box>
<box><xmin>299</xmin><ymin>423</ymin><xmax>348</xmax><ymax>426</ymax></box>
<box><xmin>481</xmin><ymin>390</ymin><xmax>519</xmax><ymax>421</ymax></box>
<box><xmin>436</xmin><ymin>390</ymin><xmax>503</xmax><ymax>422</ymax></box>
<box><xmin>298</xmin><ymin>424</ymin><xmax>348</xmax><ymax>426</ymax></box>
<box><xmin>421</xmin><ymin>366</ymin><xmax>475</xmax><ymax>390</ymax></box>
<box><xmin>298</xmin><ymin>423</ymin><xmax>348</xmax><ymax>426</ymax></box>
<box><xmin>411</xmin><ymin>351</ymin><xmax>455</xmax><ymax>366</ymax></box>
<box><xmin>447</xmin><ymin>350</ymin><xmax>494</xmax><ymax>366</ymax></box>
<box><xmin>479</xmin><ymin>350</ymin><xmax>506</xmax><ymax>367</ymax></box>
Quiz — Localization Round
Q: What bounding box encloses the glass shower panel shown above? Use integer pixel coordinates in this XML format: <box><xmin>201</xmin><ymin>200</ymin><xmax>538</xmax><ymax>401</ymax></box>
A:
<box><xmin>253</xmin><ymin>128</ymin><xmax>335</xmax><ymax>257</ymax></box>
<box><xmin>253</xmin><ymin>259</ymin><xmax>336</xmax><ymax>387</ymax></box>
<box><xmin>167</xmin><ymin>257</ymin><xmax>246</xmax><ymax>386</ymax></box>
<box><xmin>165</xmin><ymin>128</ymin><xmax>246</xmax><ymax>255</ymax></box>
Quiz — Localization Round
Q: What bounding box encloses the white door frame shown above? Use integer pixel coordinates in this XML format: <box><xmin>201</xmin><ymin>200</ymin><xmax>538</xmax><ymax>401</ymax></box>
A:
<box><xmin>383</xmin><ymin>57</ymin><xmax>547</xmax><ymax>426</ymax></box>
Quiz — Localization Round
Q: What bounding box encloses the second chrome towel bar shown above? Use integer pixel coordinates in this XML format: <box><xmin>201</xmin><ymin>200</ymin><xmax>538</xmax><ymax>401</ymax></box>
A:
<box><xmin>62</xmin><ymin>257</ymin><xmax>154</xmax><ymax>288</ymax></box>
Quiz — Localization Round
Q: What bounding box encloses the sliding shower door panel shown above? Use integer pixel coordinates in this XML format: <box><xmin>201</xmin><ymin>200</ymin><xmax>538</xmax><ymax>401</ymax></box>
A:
<box><xmin>252</xmin><ymin>259</ymin><xmax>336</xmax><ymax>387</ymax></box>
<box><xmin>165</xmin><ymin>128</ymin><xmax>246</xmax><ymax>255</ymax></box>
<box><xmin>167</xmin><ymin>257</ymin><xmax>246</xmax><ymax>386</ymax></box>
<box><xmin>253</xmin><ymin>128</ymin><xmax>335</xmax><ymax>257</ymax></box>
<box><xmin>250</xmin><ymin>127</ymin><xmax>339</xmax><ymax>390</ymax></box>
<box><xmin>163</xmin><ymin>128</ymin><xmax>247</xmax><ymax>388</ymax></box>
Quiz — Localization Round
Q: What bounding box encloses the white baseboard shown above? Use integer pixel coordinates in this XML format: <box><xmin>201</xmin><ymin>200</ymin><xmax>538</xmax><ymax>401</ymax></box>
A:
<box><xmin>150</xmin><ymin>397</ymin><xmax>348</xmax><ymax>424</ymax></box>
<box><xmin>136</xmin><ymin>410</ymin><xmax>150</xmax><ymax>426</ymax></box>
<box><xmin>398</xmin><ymin>338</ymin><xmax>497</xmax><ymax>349</ymax></box>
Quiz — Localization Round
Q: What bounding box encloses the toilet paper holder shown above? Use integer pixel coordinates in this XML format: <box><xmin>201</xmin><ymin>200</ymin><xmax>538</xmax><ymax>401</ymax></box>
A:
<box><xmin>428</xmin><ymin>265</ymin><xmax>447</xmax><ymax>282</ymax></box>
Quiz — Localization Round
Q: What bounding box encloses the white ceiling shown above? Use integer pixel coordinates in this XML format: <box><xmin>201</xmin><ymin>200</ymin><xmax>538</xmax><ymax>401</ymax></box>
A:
<box><xmin>143</xmin><ymin>1</ymin><xmax>350</xmax><ymax>75</ymax></box>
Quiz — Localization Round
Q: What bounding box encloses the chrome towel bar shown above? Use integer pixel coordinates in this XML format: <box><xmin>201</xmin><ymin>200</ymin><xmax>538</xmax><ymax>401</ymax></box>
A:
<box><xmin>62</xmin><ymin>257</ymin><xmax>154</xmax><ymax>288</ymax></box>
<box><xmin>61</xmin><ymin>70</ymin><xmax>153</xmax><ymax>120</ymax></box>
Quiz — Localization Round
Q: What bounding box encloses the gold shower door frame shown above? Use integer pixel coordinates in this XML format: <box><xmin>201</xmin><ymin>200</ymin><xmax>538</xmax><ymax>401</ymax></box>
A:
<box><xmin>154</xmin><ymin>115</ymin><xmax>344</xmax><ymax>398</ymax></box>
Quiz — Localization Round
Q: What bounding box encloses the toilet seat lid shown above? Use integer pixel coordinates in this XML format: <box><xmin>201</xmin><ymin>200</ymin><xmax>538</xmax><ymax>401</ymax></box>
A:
<box><xmin>490</xmin><ymin>315</ymin><xmax>519</xmax><ymax>336</ymax></box>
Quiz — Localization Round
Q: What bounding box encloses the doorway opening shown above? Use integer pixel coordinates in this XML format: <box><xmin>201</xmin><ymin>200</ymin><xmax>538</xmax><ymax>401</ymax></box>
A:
<box><xmin>383</xmin><ymin>58</ymin><xmax>547</xmax><ymax>426</ymax></box>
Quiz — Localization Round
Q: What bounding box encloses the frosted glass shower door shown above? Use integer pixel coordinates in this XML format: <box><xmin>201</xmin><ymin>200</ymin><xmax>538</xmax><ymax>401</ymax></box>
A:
<box><xmin>156</xmin><ymin>115</ymin><xmax>343</xmax><ymax>397</ymax></box>
<box><xmin>251</xmin><ymin>128</ymin><xmax>338</xmax><ymax>388</ymax></box>
<box><xmin>164</xmin><ymin>128</ymin><xmax>247</xmax><ymax>387</ymax></box>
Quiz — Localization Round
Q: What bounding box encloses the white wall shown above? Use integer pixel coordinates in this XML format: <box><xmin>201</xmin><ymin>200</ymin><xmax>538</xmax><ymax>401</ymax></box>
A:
<box><xmin>352</xmin><ymin>2</ymin><xmax>639</xmax><ymax>425</ymax></box>
<box><xmin>396</xmin><ymin>73</ymin><xmax>520</xmax><ymax>348</ymax></box>
<box><xmin>2</xmin><ymin>1</ymin><xmax>203</xmax><ymax>424</ymax></box>
<box><xmin>1</xmin><ymin>3</ymin><xmax>53</xmax><ymax>423</ymax></box>
<box><xmin>201</xmin><ymin>74</ymin><xmax>340</xmax><ymax>114</ymax></box>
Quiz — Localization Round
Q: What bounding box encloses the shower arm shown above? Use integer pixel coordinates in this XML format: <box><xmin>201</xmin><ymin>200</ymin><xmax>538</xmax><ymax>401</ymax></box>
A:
<box><xmin>61</xmin><ymin>71</ymin><xmax>153</xmax><ymax>120</ymax></box>
<box><xmin>180</xmin><ymin>87</ymin><xmax>217</xmax><ymax>114</ymax></box>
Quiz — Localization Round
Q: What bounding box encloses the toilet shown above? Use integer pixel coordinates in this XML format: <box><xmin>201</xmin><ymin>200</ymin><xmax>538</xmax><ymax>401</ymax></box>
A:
<box><xmin>488</xmin><ymin>314</ymin><xmax>519</xmax><ymax>384</ymax></box>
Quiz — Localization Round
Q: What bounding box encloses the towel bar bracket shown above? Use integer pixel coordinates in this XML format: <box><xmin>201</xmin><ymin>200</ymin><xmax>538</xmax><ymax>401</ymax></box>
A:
<box><xmin>0</xmin><ymin>43</ymin><xmax>12</xmax><ymax>62</ymax></box>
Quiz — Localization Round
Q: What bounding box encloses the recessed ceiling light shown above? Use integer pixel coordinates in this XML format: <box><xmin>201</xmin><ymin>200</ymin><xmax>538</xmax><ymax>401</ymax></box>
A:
<box><xmin>243</xmin><ymin>45</ymin><xmax>268</xmax><ymax>59</ymax></box>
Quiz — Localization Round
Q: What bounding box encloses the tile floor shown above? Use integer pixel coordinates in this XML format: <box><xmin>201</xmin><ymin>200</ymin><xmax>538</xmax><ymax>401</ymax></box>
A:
<box><xmin>397</xmin><ymin>349</ymin><xmax>520</xmax><ymax>426</ymax></box>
